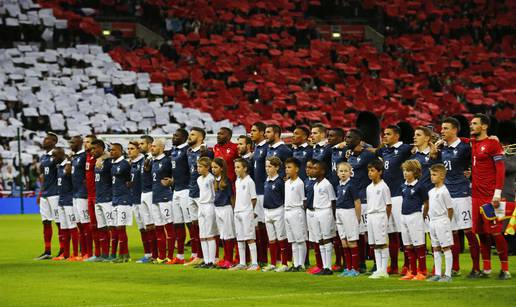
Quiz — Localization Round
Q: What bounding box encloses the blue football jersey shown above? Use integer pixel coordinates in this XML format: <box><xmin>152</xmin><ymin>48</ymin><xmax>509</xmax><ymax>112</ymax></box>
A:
<box><xmin>292</xmin><ymin>143</ymin><xmax>312</xmax><ymax>181</ymax></box>
<box><xmin>410</xmin><ymin>148</ymin><xmax>440</xmax><ymax>192</ymax></box>
<box><xmin>377</xmin><ymin>142</ymin><xmax>412</xmax><ymax>197</ymax></box>
<box><xmin>440</xmin><ymin>140</ymin><xmax>471</xmax><ymax>198</ymax></box>
<box><xmin>152</xmin><ymin>154</ymin><xmax>173</xmax><ymax>203</ymax></box>
<box><xmin>252</xmin><ymin>140</ymin><xmax>269</xmax><ymax>195</ymax></box>
<box><xmin>40</xmin><ymin>150</ymin><xmax>59</xmax><ymax>197</ymax></box>
<box><xmin>71</xmin><ymin>150</ymin><xmax>88</xmax><ymax>199</ymax></box>
<box><xmin>57</xmin><ymin>161</ymin><xmax>73</xmax><ymax>206</ymax></box>
<box><xmin>170</xmin><ymin>144</ymin><xmax>190</xmax><ymax>192</ymax></box>
<box><xmin>347</xmin><ymin>149</ymin><xmax>376</xmax><ymax>202</ymax></box>
<box><xmin>111</xmin><ymin>157</ymin><xmax>132</xmax><ymax>206</ymax></box>
<box><xmin>266</xmin><ymin>142</ymin><xmax>292</xmax><ymax>178</ymax></box>
<box><xmin>130</xmin><ymin>155</ymin><xmax>144</xmax><ymax>205</ymax></box>
<box><xmin>94</xmin><ymin>158</ymin><xmax>112</xmax><ymax>203</ymax></box>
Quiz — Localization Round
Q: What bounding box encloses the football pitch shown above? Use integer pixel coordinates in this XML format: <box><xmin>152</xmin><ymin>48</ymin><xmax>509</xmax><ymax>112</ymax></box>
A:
<box><xmin>1</xmin><ymin>214</ymin><xmax>515</xmax><ymax>306</ymax></box>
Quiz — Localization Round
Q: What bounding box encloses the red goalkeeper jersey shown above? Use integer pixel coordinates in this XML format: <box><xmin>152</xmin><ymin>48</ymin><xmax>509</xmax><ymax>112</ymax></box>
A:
<box><xmin>213</xmin><ymin>142</ymin><xmax>239</xmax><ymax>183</ymax></box>
<box><xmin>471</xmin><ymin>138</ymin><xmax>505</xmax><ymax>199</ymax></box>
<box><xmin>85</xmin><ymin>152</ymin><xmax>96</xmax><ymax>199</ymax></box>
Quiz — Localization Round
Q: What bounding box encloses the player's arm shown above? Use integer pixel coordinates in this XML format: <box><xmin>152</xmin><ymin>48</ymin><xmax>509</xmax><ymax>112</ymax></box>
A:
<box><xmin>490</xmin><ymin>143</ymin><xmax>506</xmax><ymax>208</ymax></box>
<box><xmin>64</xmin><ymin>161</ymin><xmax>72</xmax><ymax>175</ymax></box>
<box><xmin>385</xmin><ymin>186</ymin><xmax>392</xmax><ymax>218</ymax></box>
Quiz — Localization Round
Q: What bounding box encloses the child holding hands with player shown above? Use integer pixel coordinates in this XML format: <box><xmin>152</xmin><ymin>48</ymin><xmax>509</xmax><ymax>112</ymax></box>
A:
<box><xmin>196</xmin><ymin>157</ymin><xmax>218</xmax><ymax>268</ymax></box>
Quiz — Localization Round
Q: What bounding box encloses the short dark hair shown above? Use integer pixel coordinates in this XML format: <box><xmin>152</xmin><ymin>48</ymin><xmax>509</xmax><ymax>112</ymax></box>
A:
<box><xmin>238</xmin><ymin>135</ymin><xmax>252</xmax><ymax>145</ymax></box>
<box><xmin>311</xmin><ymin>123</ymin><xmax>326</xmax><ymax>133</ymax></box>
<box><xmin>220</xmin><ymin>127</ymin><xmax>233</xmax><ymax>137</ymax></box>
<box><xmin>91</xmin><ymin>139</ymin><xmax>105</xmax><ymax>150</ymax></box>
<box><xmin>85</xmin><ymin>134</ymin><xmax>97</xmax><ymax>140</ymax></box>
<box><xmin>111</xmin><ymin>143</ymin><xmax>123</xmax><ymax>151</ymax></box>
<box><xmin>191</xmin><ymin>127</ymin><xmax>206</xmax><ymax>139</ymax></box>
<box><xmin>252</xmin><ymin>122</ymin><xmax>266</xmax><ymax>132</ymax></box>
<box><xmin>330</xmin><ymin>127</ymin><xmax>345</xmax><ymax>138</ymax></box>
<box><xmin>473</xmin><ymin>113</ymin><xmax>490</xmax><ymax>127</ymax></box>
<box><xmin>285</xmin><ymin>157</ymin><xmax>300</xmax><ymax>168</ymax></box>
<box><xmin>295</xmin><ymin>126</ymin><xmax>310</xmax><ymax>137</ymax></box>
<box><xmin>140</xmin><ymin>135</ymin><xmax>154</xmax><ymax>144</ymax></box>
<box><xmin>234</xmin><ymin>158</ymin><xmax>249</xmax><ymax>170</ymax></box>
<box><xmin>367</xmin><ymin>159</ymin><xmax>384</xmax><ymax>172</ymax></box>
<box><xmin>348</xmin><ymin>128</ymin><xmax>363</xmax><ymax>140</ymax></box>
<box><xmin>46</xmin><ymin>132</ymin><xmax>58</xmax><ymax>142</ymax></box>
<box><xmin>176</xmin><ymin>128</ymin><xmax>189</xmax><ymax>140</ymax></box>
<box><xmin>313</xmin><ymin>160</ymin><xmax>327</xmax><ymax>172</ymax></box>
<box><xmin>266</xmin><ymin>124</ymin><xmax>281</xmax><ymax>136</ymax></box>
<box><xmin>442</xmin><ymin>117</ymin><xmax>460</xmax><ymax>131</ymax></box>
<box><xmin>385</xmin><ymin>125</ymin><xmax>401</xmax><ymax>135</ymax></box>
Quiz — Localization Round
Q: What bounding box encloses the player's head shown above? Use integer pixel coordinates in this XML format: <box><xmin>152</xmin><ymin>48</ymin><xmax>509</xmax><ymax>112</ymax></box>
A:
<box><xmin>312</xmin><ymin>160</ymin><xmax>327</xmax><ymax>179</ymax></box>
<box><xmin>217</xmin><ymin>127</ymin><xmax>232</xmax><ymax>145</ymax></box>
<box><xmin>383</xmin><ymin>125</ymin><xmax>401</xmax><ymax>146</ymax></box>
<box><xmin>328</xmin><ymin>128</ymin><xmax>345</xmax><ymax>146</ymax></box>
<box><xmin>250</xmin><ymin>122</ymin><xmax>266</xmax><ymax>142</ymax></box>
<box><xmin>69</xmin><ymin>135</ymin><xmax>83</xmax><ymax>153</ymax></box>
<box><xmin>110</xmin><ymin>143</ymin><xmax>124</xmax><ymax>159</ymax></box>
<box><xmin>188</xmin><ymin>127</ymin><xmax>206</xmax><ymax>147</ymax></box>
<box><xmin>266</xmin><ymin>156</ymin><xmax>282</xmax><ymax>177</ymax></box>
<box><xmin>414</xmin><ymin>126</ymin><xmax>432</xmax><ymax>147</ymax></box>
<box><xmin>91</xmin><ymin>139</ymin><xmax>105</xmax><ymax>158</ymax></box>
<box><xmin>310</xmin><ymin>124</ymin><xmax>327</xmax><ymax>144</ymax></box>
<box><xmin>441</xmin><ymin>117</ymin><xmax>460</xmax><ymax>142</ymax></box>
<box><xmin>139</xmin><ymin>135</ymin><xmax>154</xmax><ymax>153</ymax></box>
<box><xmin>367</xmin><ymin>159</ymin><xmax>384</xmax><ymax>182</ymax></box>
<box><xmin>285</xmin><ymin>157</ymin><xmax>300</xmax><ymax>179</ymax></box>
<box><xmin>345</xmin><ymin>128</ymin><xmax>363</xmax><ymax>150</ymax></box>
<box><xmin>84</xmin><ymin>134</ymin><xmax>97</xmax><ymax>151</ymax></box>
<box><xmin>43</xmin><ymin>132</ymin><xmax>58</xmax><ymax>151</ymax></box>
<box><xmin>151</xmin><ymin>138</ymin><xmax>165</xmax><ymax>156</ymax></box>
<box><xmin>306</xmin><ymin>158</ymin><xmax>316</xmax><ymax>178</ymax></box>
<box><xmin>265</xmin><ymin>124</ymin><xmax>281</xmax><ymax>143</ymax></box>
<box><xmin>470</xmin><ymin>113</ymin><xmax>490</xmax><ymax>137</ymax></box>
<box><xmin>127</xmin><ymin>141</ymin><xmax>140</xmax><ymax>160</ymax></box>
<box><xmin>197</xmin><ymin>156</ymin><xmax>211</xmax><ymax>176</ymax></box>
<box><xmin>292</xmin><ymin>126</ymin><xmax>310</xmax><ymax>146</ymax></box>
<box><xmin>337</xmin><ymin>161</ymin><xmax>353</xmax><ymax>182</ymax></box>
<box><xmin>401</xmin><ymin>159</ymin><xmax>422</xmax><ymax>181</ymax></box>
<box><xmin>173</xmin><ymin>128</ymin><xmax>188</xmax><ymax>146</ymax></box>
<box><xmin>237</xmin><ymin>135</ymin><xmax>253</xmax><ymax>157</ymax></box>
<box><xmin>234</xmin><ymin>158</ymin><xmax>249</xmax><ymax>178</ymax></box>
<box><xmin>430</xmin><ymin>163</ymin><xmax>447</xmax><ymax>185</ymax></box>
<box><xmin>52</xmin><ymin>147</ymin><xmax>65</xmax><ymax>163</ymax></box>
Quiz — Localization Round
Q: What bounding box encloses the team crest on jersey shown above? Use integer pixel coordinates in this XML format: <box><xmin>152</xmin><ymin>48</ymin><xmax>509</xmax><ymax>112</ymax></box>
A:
<box><xmin>291</xmin><ymin>186</ymin><xmax>295</xmax><ymax>191</ymax></box>
<box><xmin>453</xmin><ymin>149</ymin><xmax>458</xmax><ymax>156</ymax></box>
<box><xmin>394</xmin><ymin>149</ymin><xmax>398</xmax><ymax>155</ymax></box>
<box><xmin>357</xmin><ymin>157</ymin><xmax>361</xmax><ymax>162</ymax></box>
<box><xmin>425</xmin><ymin>156</ymin><xmax>429</xmax><ymax>162</ymax></box>
<box><xmin>260</xmin><ymin>150</ymin><xmax>263</xmax><ymax>156</ymax></box>
<box><xmin>272</xmin><ymin>184</ymin><xmax>275</xmax><ymax>190</ymax></box>
<box><xmin>376</xmin><ymin>190</ymin><xmax>380</xmax><ymax>195</ymax></box>
<box><xmin>303</xmin><ymin>151</ymin><xmax>307</xmax><ymax>156</ymax></box>
<box><xmin>159</xmin><ymin>163</ymin><xmax>162</xmax><ymax>169</ymax></box>
<box><xmin>410</xmin><ymin>188</ymin><xmax>415</xmax><ymax>195</ymax></box>
<box><xmin>205</xmin><ymin>183</ymin><xmax>209</xmax><ymax>188</ymax></box>
<box><xmin>226</xmin><ymin>148</ymin><xmax>231</xmax><ymax>154</ymax></box>
<box><xmin>481</xmin><ymin>146</ymin><xmax>486</xmax><ymax>152</ymax></box>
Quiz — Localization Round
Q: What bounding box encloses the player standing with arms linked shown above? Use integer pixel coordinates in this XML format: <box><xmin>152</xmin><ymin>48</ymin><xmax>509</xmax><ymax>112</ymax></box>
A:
<box><xmin>469</xmin><ymin>114</ymin><xmax>510</xmax><ymax>280</ymax></box>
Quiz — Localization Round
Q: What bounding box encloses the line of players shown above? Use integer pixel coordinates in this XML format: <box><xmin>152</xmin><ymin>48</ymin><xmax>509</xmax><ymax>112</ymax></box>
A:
<box><xmin>34</xmin><ymin>113</ymin><xmax>510</xmax><ymax>280</ymax></box>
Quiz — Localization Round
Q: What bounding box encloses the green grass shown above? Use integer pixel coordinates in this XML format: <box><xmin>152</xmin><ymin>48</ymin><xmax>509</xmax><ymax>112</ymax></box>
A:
<box><xmin>1</xmin><ymin>214</ymin><xmax>515</xmax><ymax>307</ymax></box>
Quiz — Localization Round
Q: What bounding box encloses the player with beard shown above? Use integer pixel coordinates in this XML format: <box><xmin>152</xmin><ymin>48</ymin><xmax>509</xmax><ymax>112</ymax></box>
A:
<box><xmin>250</xmin><ymin>122</ymin><xmax>269</xmax><ymax>266</ymax></box>
<box><xmin>185</xmin><ymin>127</ymin><xmax>214</xmax><ymax>265</ymax></box>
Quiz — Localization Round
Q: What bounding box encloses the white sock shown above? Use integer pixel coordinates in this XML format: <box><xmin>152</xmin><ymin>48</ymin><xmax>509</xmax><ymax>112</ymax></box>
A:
<box><xmin>200</xmin><ymin>241</ymin><xmax>208</xmax><ymax>263</ymax></box>
<box><xmin>238</xmin><ymin>242</ymin><xmax>246</xmax><ymax>265</ymax></box>
<box><xmin>292</xmin><ymin>243</ymin><xmax>299</xmax><ymax>267</ymax></box>
<box><xmin>208</xmin><ymin>240</ymin><xmax>216</xmax><ymax>264</ymax></box>
<box><xmin>381</xmin><ymin>248</ymin><xmax>389</xmax><ymax>273</ymax></box>
<box><xmin>319</xmin><ymin>244</ymin><xmax>327</xmax><ymax>269</ymax></box>
<box><xmin>433</xmin><ymin>251</ymin><xmax>442</xmax><ymax>276</ymax></box>
<box><xmin>177</xmin><ymin>254</ymin><xmax>184</xmax><ymax>260</ymax></box>
<box><xmin>249</xmin><ymin>242</ymin><xmax>258</xmax><ymax>265</ymax></box>
<box><xmin>298</xmin><ymin>242</ymin><xmax>307</xmax><ymax>268</ymax></box>
<box><xmin>374</xmin><ymin>249</ymin><xmax>381</xmax><ymax>272</ymax></box>
<box><xmin>324</xmin><ymin>242</ymin><xmax>333</xmax><ymax>270</ymax></box>
<box><xmin>444</xmin><ymin>250</ymin><xmax>453</xmax><ymax>277</ymax></box>
<box><xmin>192</xmin><ymin>253</ymin><xmax>198</xmax><ymax>258</ymax></box>
<box><xmin>144</xmin><ymin>253</ymin><xmax>151</xmax><ymax>258</ymax></box>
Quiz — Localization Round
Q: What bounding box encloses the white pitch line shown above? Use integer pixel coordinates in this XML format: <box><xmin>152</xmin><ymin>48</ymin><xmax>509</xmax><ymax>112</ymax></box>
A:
<box><xmin>82</xmin><ymin>284</ymin><xmax>516</xmax><ymax>307</ymax></box>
